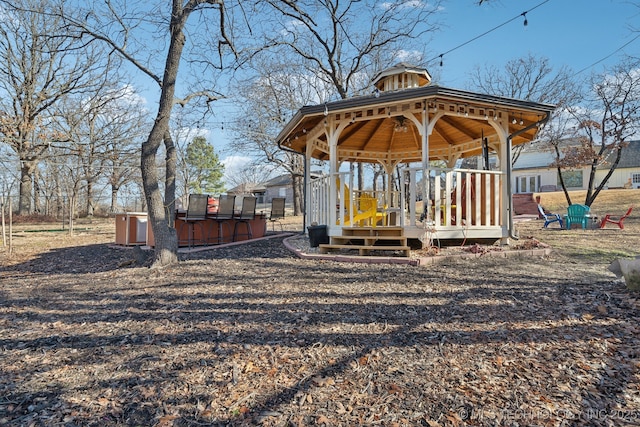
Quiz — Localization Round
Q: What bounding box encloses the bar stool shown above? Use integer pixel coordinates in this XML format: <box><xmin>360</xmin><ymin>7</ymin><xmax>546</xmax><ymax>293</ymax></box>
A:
<box><xmin>176</xmin><ymin>194</ymin><xmax>209</xmax><ymax>247</ymax></box>
<box><xmin>212</xmin><ymin>195</ymin><xmax>236</xmax><ymax>244</ymax></box>
<box><xmin>268</xmin><ymin>197</ymin><xmax>286</xmax><ymax>232</ymax></box>
<box><xmin>233</xmin><ymin>196</ymin><xmax>257</xmax><ymax>241</ymax></box>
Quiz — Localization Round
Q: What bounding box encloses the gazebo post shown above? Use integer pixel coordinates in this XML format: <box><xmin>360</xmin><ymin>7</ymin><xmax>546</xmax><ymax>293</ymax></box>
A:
<box><xmin>493</xmin><ymin>118</ymin><xmax>511</xmax><ymax>244</ymax></box>
<box><xmin>381</xmin><ymin>160</ymin><xmax>399</xmax><ymax>225</ymax></box>
<box><xmin>327</xmin><ymin>119</ymin><xmax>339</xmax><ymax>232</ymax></box>
<box><xmin>305</xmin><ymin>142</ymin><xmax>313</xmax><ymax>230</ymax></box>
<box><xmin>421</xmin><ymin>104</ymin><xmax>431</xmax><ymax>223</ymax></box>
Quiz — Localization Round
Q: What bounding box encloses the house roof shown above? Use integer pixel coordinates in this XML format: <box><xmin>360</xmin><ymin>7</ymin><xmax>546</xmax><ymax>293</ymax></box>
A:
<box><xmin>276</xmin><ymin>83</ymin><xmax>556</xmax><ymax>165</ymax></box>
<box><xmin>263</xmin><ymin>174</ymin><xmax>291</xmax><ymax>187</ymax></box>
<box><xmin>227</xmin><ymin>183</ymin><xmax>266</xmax><ymax>194</ymax></box>
<box><xmin>263</xmin><ymin>172</ymin><xmax>323</xmax><ymax>188</ymax></box>
<box><xmin>608</xmin><ymin>140</ymin><xmax>640</xmax><ymax>168</ymax></box>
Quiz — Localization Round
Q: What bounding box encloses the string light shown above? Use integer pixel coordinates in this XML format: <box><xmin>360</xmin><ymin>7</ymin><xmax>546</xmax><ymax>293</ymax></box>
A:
<box><xmin>428</xmin><ymin>0</ymin><xmax>549</xmax><ymax>67</ymax></box>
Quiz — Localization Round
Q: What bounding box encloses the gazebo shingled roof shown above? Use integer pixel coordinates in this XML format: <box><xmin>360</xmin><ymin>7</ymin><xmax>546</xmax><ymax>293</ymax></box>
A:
<box><xmin>276</xmin><ymin>67</ymin><xmax>555</xmax><ymax>165</ymax></box>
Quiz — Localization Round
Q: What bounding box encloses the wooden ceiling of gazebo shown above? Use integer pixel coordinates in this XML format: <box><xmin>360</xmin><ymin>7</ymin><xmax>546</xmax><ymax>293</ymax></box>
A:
<box><xmin>276</xmin><ymin>85</ymin><xmax>555</xmax><ymax>164</ymax></box>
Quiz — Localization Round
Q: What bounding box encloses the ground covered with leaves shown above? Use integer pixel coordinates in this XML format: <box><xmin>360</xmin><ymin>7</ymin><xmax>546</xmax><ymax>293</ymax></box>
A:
<box><xmin>1</xmin><ymin>216</ymin><xmax>640</xmax><ymax>426</ymax></box>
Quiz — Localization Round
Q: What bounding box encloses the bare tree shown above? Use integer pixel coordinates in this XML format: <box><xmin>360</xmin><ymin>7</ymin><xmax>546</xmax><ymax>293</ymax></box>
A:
<box><xmin>259</xmin><ymin>0</ymin><xmax>441</xmax><ymax>98</ymax></box>
<box><xmin>230</xmin><ymin>0</ymin><xmax>442</xmax><ymax>205</ymax></box>
<box><xmin>102</xmin><ymin>89</ymin><xmax>149</xmax><ymax>213</ymax></box>
<box><xmin>48</xmin><ymin>0</ymin><xmax>239</xmax><ymax>266</ymax></box>
<box><xmin>228</xmin><ymin>60</ymin><xmax>331</xmax><ymax>215</ymax></box>
<box><xmin>0</xmin><ymin>0</ymin><xmax>111</xmax><ymax>215</ymax></box>
<box><xmin>467</xmin><ymin>54</ymin><xmax>579</xmax><ymax>165</ymax></box>
<box><xmin>225</xmin><ymin>163</ymin><xmax>273</xmax><ymax>196</ymax></box>
<box><xmin>52</xmin><ymin>85</ymin><xmax>149</xmax><ymax>215</ymax></box>
<box><xmin>552</xmin><ymin>57</ymin><xmax>640</xmax><ymax>207</ymax></box>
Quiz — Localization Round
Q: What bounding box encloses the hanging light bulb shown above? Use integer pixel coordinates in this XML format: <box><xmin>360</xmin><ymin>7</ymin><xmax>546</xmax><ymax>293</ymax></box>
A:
<box><xmin>521</xmin><ymin>12</ymin><xmax>528</xmax><ymax>26</ymax></box>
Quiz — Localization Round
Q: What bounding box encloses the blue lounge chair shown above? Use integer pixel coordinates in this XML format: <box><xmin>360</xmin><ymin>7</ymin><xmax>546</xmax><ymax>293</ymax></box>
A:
<box><xmin>537</xmin><ymin>204</ymin><xmax>563</xmax><ymax>228</ymax></box>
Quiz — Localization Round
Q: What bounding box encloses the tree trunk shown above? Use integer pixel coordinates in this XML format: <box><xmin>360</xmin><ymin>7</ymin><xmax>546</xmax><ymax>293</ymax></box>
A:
<box><xmin>292</xmin><ymin>173</ymin><xmax>301</xmax><ymax>216</ymax></box>
<box><xmin>86</xmin><ymin>181</ymin><xmax>94</xmax><ymax>217</ymax></box>
<box><xmin>557</xmin><ymin>166</ymin><xmax>573</xmax><ymax>206</ymax></box>
<box><xmin>164</xmin><ymin>129</ymin><xmax>177</xmax><ymax>224</ymax></box>
<box><xmin>585</xmin><ymin>145</ymin><xmax>623</xmax><ymax>207</ymax></box>
<box><xmin>141</xmin><ymin>3</ymin><xmax>186</xmax><ymax>267</ymax></box>
<box><xmin>33</xmin><ymin>168</ymin><xmax>41</xmax><ymax>214</ymax></box>
<box><xmin>19</xmin><ymin>161</ymin><xmax>34</xmax><ymax>215</ymax></box>
<box><xmin>110</xmin><ymin>185</ymin><xmax>119</xmax><ymax>213</ymax></box>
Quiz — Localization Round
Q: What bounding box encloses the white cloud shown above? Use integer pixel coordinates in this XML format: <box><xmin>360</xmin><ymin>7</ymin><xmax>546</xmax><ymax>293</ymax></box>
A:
<box><xmin>222</xmin><ymin>155</ymin><xmax>252</xmax><ymax>186</ymax></box>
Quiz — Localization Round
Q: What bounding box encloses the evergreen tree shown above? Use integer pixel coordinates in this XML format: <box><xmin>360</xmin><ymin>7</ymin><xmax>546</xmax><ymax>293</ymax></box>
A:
<box><xmin>185</xmin><ymin>136</ymin><xmax>225</xmax><ymax>195</ymax></box>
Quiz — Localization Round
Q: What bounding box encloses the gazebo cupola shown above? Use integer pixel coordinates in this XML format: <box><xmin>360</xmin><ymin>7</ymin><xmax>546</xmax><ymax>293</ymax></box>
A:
<box><xmin>371</xmin><ymin>62</ymin><xmax>432</xmax><ymax>92</ymax></box>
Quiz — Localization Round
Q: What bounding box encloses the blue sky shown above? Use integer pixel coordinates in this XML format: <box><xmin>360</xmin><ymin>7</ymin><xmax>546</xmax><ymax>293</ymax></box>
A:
<box><xmin>428</xmin><ymin>0</ymin><xmax>639</xmax><ymax>86</ymax></box>
<box><xmin>214</xmin><ymin>0</ymin><xmax>640</xmax><ymax>181</ymax></box>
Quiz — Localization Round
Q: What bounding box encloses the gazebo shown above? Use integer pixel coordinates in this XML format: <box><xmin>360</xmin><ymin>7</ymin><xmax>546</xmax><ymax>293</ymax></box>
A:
<box><xmin>276</xmin><ymin>63</ymin><xmax>555</xmax><ymax>251</ymax></box>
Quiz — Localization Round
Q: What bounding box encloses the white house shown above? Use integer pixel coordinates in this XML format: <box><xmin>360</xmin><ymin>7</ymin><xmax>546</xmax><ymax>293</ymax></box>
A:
<box><xmin>511</xmin><ymin>139</ymin><xmax>640</xmax><ymax>193</ymax></box>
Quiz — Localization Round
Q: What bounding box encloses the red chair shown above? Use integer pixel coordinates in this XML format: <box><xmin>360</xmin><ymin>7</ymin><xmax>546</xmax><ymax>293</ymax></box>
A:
<box><xmin>600</xmin><ymin>205</ymin><xmax>633</xmax><ymax>229</ymax></box>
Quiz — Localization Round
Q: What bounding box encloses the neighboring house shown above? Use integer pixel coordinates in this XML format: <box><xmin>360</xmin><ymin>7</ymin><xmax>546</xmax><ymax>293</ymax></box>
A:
<box><xmin>227</xmin><ymin>182</ymin><xmax>266</xmax><ymax>203</ymax></box>
<box><xmin>263</xmin><ymin>172</ymin><xmax>323</xmax><ymax>204</ymax></box>
<box><xmin>263</xmin><ymin>174</ymin><xmax>294</xmax><ymax>202</ymax></box>
<box><xmin>511</xmin><ymin>139</ymin><xmax>640</xmax><ymax>193</ymax></box>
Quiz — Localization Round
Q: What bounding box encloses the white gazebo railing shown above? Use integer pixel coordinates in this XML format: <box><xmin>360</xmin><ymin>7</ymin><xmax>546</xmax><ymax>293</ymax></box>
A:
<box><xmin>309</xmin><ymin>167</ymin><xmax>504</xmax><ymax>241</ymax></box>
<box><xmin>309</xmin><ymin>174</ymin><xmax>331</xmax><ymax>227</ymax></box>
<box><xmin>401</xmin><ymin>167</ymin><xmax>504</xmax><ymax>229</ymax></box>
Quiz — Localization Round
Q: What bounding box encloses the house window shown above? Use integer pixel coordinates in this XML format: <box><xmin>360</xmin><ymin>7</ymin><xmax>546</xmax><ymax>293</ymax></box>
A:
<box><xmin>632</xmin><ymin>173</ymin><xmax>640</xmax><ymax>184</ymax></box>
<box><xmin>559</xmin><ymin>170</ymin><xmax>583</xmax><ymax>188</ymax></box>
<box><xmin>278</xmin><ymin>188</ymin><xmax>287</xmax><ymax>197</ymax></box>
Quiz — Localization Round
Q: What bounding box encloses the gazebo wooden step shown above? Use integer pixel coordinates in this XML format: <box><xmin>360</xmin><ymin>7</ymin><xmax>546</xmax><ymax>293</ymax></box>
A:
<box><xmin>318</xmin><ymin>243</ymin><xmax>411</xmax><ymax>257</ymax></box>
<box><xmin>317</xmin><ymin>226</ymin><xmax>409</xmax><ymax>257</ymax></box>
<box><xmin>340</xmin><ymin>226</ymin><xmax>404</xmax><ymax>237</ymax></box>
<box><xmin>329</xmin><ymin>235</ymin><xmax>407</xmax><ymax>246</ymax></box>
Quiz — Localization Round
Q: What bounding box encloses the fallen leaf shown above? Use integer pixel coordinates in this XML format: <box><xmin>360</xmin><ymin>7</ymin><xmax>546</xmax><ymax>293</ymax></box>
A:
<box><xmin>157</xmin><ymin>415</ymin><xmax>179</xmax><ymax>427</ymax></box>
<box><xmin>316</xmin><ymin>415</ymin><xmax>330</xmax><ymax>425</ymax></box>
<box><xmin>388</xmin><ymin>383</ymin><xmax>403</xmax><ymax>394</ymax></box>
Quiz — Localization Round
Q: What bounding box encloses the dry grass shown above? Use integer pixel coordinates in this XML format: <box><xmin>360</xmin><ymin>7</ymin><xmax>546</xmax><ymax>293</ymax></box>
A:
<box><xmin>535</xmin><ymin>188</ymin><xmax>640</xmax><ymax>213</ymax></box>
